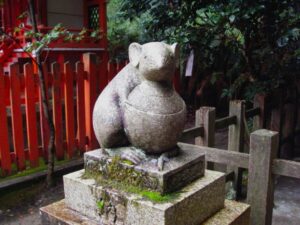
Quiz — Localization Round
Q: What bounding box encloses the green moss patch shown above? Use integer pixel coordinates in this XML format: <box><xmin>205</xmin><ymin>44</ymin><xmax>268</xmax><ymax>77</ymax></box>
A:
<box><xmin>87</xmin><ymin>155</ymin><xmax>160</xmax><ymax>193</ymax></box>
<box><xmin>0</xmin><ymin>158</ymin><xmax>72</xmax><ymax>183</ymax></box>
<box><xmin>82</xmin><ymin>170</ymin><xmax>179</xmax><ymax>203</ymax></box>
<box><xmin>97</xmin><ymin>199</ymin><xmax>105</xmax><ymax>214</ymax></box>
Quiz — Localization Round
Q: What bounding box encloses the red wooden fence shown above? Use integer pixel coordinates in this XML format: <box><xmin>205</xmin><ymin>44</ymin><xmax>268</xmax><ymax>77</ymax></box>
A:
<box><xmin>0</xmin><ymin>53</ymin><xmax>181</xmax><ymax>176</ymax></box>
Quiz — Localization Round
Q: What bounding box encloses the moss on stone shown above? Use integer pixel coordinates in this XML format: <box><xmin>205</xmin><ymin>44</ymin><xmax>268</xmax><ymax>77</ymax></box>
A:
<box><xmin>121</xmin><ymin>159</ymin><xmax>134</xmax><ymax>166</ymax></box>
<box><xmin>97</xmin><ymin>200</ymin><xmax>105</xmax><ymax>213</ymax></box>
<box><xmin>82</xmin><ymin>170</ymin><xmax>178</xmax><ymax>203</ymax></box>
<box><xmin>106</xmin><ymin>156</ymin><xmax>143</xmax><ymax>186</ymax></box>
<box><xmin>91</xmin><ymin>155</ymin><xmax>159</xmax><ymax>192</ymax></box>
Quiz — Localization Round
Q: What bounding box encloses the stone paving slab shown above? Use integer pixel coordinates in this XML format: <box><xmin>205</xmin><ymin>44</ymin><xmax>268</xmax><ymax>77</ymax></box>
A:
<box><xmin>63</xmin><ymin>169</ymin><xmax>225</xmax><ymax>225</ymax></box>
<box><xmin>84</xmin><ymin>147</ymin><xmax>205</xmax><ymax>194</ymax></box>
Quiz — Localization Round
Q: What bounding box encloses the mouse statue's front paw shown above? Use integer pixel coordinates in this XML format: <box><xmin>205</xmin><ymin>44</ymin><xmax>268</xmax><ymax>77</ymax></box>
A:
<box><xmin>120</xmin><ymin>148</ymin><xmax>146</xmax><ymax>165</ymax></box>
<box><xmin>157</xmin><ymin>153</ymin><xmax>170</xmax><ymax>171</ymax></box>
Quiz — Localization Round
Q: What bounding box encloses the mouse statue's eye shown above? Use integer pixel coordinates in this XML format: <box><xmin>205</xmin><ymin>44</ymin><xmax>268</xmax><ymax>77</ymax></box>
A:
<box><xmin>144</xmin><ymin>55</ymin><xmax>147</xmax><ymax>59</ymax></box>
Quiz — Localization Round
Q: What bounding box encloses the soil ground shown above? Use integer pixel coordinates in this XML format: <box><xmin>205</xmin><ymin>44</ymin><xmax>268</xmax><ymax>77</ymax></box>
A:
<box><xmin>0</xmin><ymin>179</ymin><xmax>64</xmax><ymax>225</ymax></box>
<box><xmin>0</xmin><ymin>128</ymin><xmax>299</xmax><ymax>225</ymax></box>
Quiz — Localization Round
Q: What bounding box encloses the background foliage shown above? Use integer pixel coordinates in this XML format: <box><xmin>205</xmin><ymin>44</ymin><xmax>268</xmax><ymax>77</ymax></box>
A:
<box><xmin>107</xmin><ymin>0</ymin><xmax>300</xmax><ymax>102</ymax></box>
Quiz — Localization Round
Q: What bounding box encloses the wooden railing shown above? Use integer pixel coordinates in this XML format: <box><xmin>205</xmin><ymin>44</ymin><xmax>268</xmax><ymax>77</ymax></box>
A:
<box><xmin>0</xmin><ymin>54</ymin><xmax>181</xmax><ymax>176</ymax></box>
<box><xmin>0</xmin><ymin>53</ymin><xmax>103</xmax><ymax>175</ymax></box>
<box><xmin>180</xmin><ymin>102</ymin><xmax>300</xmax><ymax>225</ymax></box>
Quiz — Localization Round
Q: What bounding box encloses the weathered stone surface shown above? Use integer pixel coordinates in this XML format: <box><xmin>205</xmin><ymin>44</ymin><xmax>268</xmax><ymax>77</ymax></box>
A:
<box><xmin>124</xmin><ymin>81</ymin><xmax>186</xmax><ymax>153</ymax></box>
<box><xmin>63</xmin><ymin>169</ymin><xmax>225</xmax><ymax>225</ymax></box>
<box><xmin>40</xmin><ymin>200</ymin><xmax>99</xmax><ymax>225</ymax></box>
<box><xmin>63</xmin><ymin>170</ymin><xmax>127</xmax><ymax>225</ymax></box>
<box><xmin>84</xmin><ymin>147</ymin><xmax>205</xmax><ymax>194</ymax></box>
<box><xmin>203</xmin><ymin>200</ymin><xmax>250</xmax><ymax>225</ymax></box>
<box><xmin>93</xmin><ymin>42</ymin><xmax>186</xmax><ymax>153</ymax></box>
<box><xmin>41</xmin><ymin>199</ymin><xmax>250</xmax><ymax>225</ymax></box>
<box><xmin>126</xmin><ymin>170</ymin><xmax>225</xmax><ymax>225</ymax></box>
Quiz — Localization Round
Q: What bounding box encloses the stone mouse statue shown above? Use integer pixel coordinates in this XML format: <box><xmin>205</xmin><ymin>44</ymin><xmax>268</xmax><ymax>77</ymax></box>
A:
<box><xmin>93</xmin><ymin>42</ymin><xmax>186</xmax><ymax>167</ymax></box>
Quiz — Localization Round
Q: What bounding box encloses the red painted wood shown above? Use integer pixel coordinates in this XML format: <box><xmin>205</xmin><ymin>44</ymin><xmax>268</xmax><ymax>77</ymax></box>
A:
<box><xmin>9</xmin><ymin>63</ymin><xmax>26</xmax><ymax>170</ymax></box>
<box><xmin>52</xmin><ymin>62</ymin><xmax>64</xmax><ymax>160</ymax></box>
<box><xmin>107</xmin><ymin>62</ymin><xmax>116</xmax><ymax>82</ymax></box>
<box><xmin>38</xmin><ymin>63</ymin><xmax>50</xmax><ymax>160</ymax></box>
<box><xmin>24</xmin><ymin>63</ymin><xmax>39</xmax><ymax>167</ymax></box>
<box><xmin>64</xmin><ymin>62</ymin><xmax>75</xmax><ymax>158</ymax></box>
<box><xmin>99</xmin><ymin>52</ymin><xmax>108</xmax><ymax>92</ymax></box>
<box><xmin>76</xmin><ymin>62</ymin><xmax>86</xmax><ymax>152</ymax></box>
<box><xmin>120</xmin><ymin>61</ymin><xmax>126</xmax><ymax>72</ymax></box>
<box><xmin>38</xmin><ymin>0</ymin><xmax>48</xmax><ymax>26</ymax></box>
<box><xmin>116</xmin><ymin>61</ymin><xmax>121</xmax><ymax>73</ymax></box>
<box><xmin>83</xmin><ymin>53</ymin><xmax>98</xmax><ymax>149</ymax></box>
<box><xmin>99</xmin><ymin>0</ymin><xmax>108</xmax><ymax>48</ymax></box>
<box><xmin>0</xmin><ymin>66</ymin><xmax>12</xmax><ymax>175</ymax></box>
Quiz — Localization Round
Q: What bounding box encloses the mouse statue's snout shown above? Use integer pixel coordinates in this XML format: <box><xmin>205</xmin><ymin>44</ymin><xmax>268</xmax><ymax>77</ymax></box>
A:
<box><xmin>138</xmin><ymin>42</ymin><xmax>179</xmax><ymax>82</ymax></box>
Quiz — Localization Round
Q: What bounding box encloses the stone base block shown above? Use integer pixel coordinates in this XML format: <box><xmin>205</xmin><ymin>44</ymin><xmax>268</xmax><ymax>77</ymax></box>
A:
<box><xmin>63</xmin><ymin>169</ymin><xmax>225</xmax><ymax>225</ymax></box>
<box><xmin>84</xmin><ymin>146</ymin><xmax>205</xmax><ymax>194</ymax></box>
<box><xmin>203</xmin><ymin>200</ymin><xmax>250</xmax><ymax>225</ymax></box>
<box><xmin>40</xmin><ymin>199</ymin><xmax>250</xmax><ymax>225</ymax></box>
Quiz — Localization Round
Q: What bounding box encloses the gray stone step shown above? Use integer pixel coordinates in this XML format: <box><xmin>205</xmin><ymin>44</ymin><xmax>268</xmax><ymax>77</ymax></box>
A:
<box><xmin>40</xmin><ymin>199</ymin><xmax>250</xmax><ymax>225</ymax></box>
<box><xmin>203</xmin><ymin>200</ymin><xmax>250</xmax><ymax>225</ymax></box>
<box><xmin>84</xmin><ymin>147</ymin><xmax>205</xmax><ymax>194</ymax></box>
<box><xmin>63</xmin><ymin>169</ymin><xmax>225</xmax><ymax>225</ymax></box>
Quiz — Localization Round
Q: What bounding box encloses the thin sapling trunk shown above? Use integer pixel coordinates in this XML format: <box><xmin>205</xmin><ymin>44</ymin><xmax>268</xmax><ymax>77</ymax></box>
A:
<box><xmin>28</xmin><ymin>0</ymin><xmax>56</xmax><ymax>187</ymax></box>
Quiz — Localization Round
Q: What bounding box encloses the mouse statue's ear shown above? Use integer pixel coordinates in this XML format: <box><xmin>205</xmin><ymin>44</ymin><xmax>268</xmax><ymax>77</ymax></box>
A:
<box><xmin>171</xmin><ymin>43</ymin><xmax>180</xmax><ymax>67</ymax></box>
<box><xmin>129</xmin><ymin>43</ymin><xmax>142</xmax><ymax>68</ymax></box>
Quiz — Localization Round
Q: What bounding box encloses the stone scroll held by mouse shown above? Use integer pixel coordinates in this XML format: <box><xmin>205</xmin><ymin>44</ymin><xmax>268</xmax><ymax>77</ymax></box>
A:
<box><xmin>92</xmin><ymin>42</ymin><xmax>186</xmax><ymax>166</ymax></box>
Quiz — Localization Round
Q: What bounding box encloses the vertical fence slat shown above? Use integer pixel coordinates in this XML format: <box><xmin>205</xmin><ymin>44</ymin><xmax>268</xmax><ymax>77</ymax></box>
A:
<box><xmin>227</xmin><ymin>100</ymin><xmax>245</xmax><ymax>198</ymax></box>
<box><xmin>253</xmin><ymin>94</ymin><xmax>267</xmax><ymax>130</ymax></box>
<box><xmin>64</xmin><ymin>62</ymin><xmax>75</xmax><ymax>158</ymax></box>
<box><xmin>83</xmin><ymin>53</ymin><xmax>98</xmax><ymax>149</ymax></box>
<box><xmin>38</xmin><ymin>64</ymin><xmax>50</xmax><ymax>160</ymax></box>
<box><xmin>247</xmin><ymin>129</ymin><xmax>278</xmax><ymax>225</ymax></box>
<box><xmin>0</xmin><ymin>66</ymin><xmax>12</xmax><ymax>175</ymax></box>
<box><xmin>195</xmin><ymin>107</ymin><xmax>216</xmax><ymax>169</ymax></box>
<box><xmin>24</xmin><ymin>63</ymin><xmax>39</xmax><ymax>167</ymax></box>
<box><xmin>76</xmin><ymin>62</ymin><xmax>86</xmax><ymax>152</ymax></box>
<box><xmin>10</xmin><ymin>63</ymin><xmax>26</xmax><ymax>170</ymax></box>
<box><xmin>195</xmin><ymin>107</ymin><xmax>216</xmax><ymax>146</ymax></box>
<box><xmin>52</xmin><ymin>62</ymin><xmax>64</xmax><ymax>160</ymax></box>
<box><xmin>107</xmin><ymin>61</ymin><xmax>116</xmax><ymax>82</ymax></box>
<box><xmin>116</xmin><ymin>61</ymin><xmax>121</xmax><ymax>73</ymax></box>
<box><xmin>99</xmin><ymin>52</ymin><xmax>109</xmax><ymax>93</ymax></box>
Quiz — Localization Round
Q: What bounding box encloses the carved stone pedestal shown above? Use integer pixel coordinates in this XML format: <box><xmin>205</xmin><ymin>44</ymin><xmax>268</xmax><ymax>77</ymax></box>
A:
<box><xmin>40</xmin><ymin>146</ymin><xmax>250</xmax><ymax>225</ymax></box>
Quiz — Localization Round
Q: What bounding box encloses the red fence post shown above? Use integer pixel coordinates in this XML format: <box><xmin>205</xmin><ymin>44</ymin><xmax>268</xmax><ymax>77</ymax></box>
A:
<box><xmin>10</xmin><ymin>63</ymin><xmax>26</xmax><ymax>170</ymax></box>
<box><xmin>0</xmin><ymin>66</ymin><xmax>11</xmax><ymax>175</ymax></box>
<box><xmin>98</xmin><ymin>51</ymin><xmax>109</xmax><ymax>93</ymax></box>
<box><xmin>76</xmin><ymin>61</ymin><xmax>86</xmax><ymax>152</ymax></box>
<box><xmin>24</xmin><ymin>63</ymin><xmax>39</xmax><ymax>167</ymax></box>
<box><xmin>64</xmin><ymin>62</ymin><xmax>76</xmax><ymax>158</ymax></box>
<box><xmin>52</xmin><ymin>62</ymin><xmax>64</xmax><ymax>160</ymax></box>
<box><xmin>107</xmin><ymin>61</ymin><xmax>116</xmax><ymax>82</ymax></box>
<box><xmin>83</xmin><ymin>53</ymin><xmax>99</xmax><ymax>150</ymax></box>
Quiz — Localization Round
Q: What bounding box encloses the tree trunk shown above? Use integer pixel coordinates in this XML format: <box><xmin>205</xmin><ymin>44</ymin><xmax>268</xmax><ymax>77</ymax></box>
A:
<box><xmin>28</xmin><ymin>0</ymin><xmax>56</xmax><ymax>187</ymax></box>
